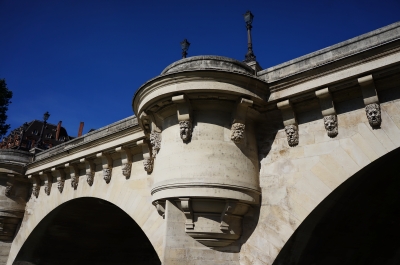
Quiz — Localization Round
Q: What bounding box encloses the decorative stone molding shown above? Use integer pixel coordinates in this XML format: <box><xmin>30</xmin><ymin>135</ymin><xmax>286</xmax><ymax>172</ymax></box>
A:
<box><xmin>176</xmin><ymin>198</ymin><xmax>194</xmax><ymax>229</ymax></box>
<box><xmin>277</xmin><ymin>100</ymin><xmax>299</xmax><ymax>147</ymax></box>
<box><xmin>173</xmin><ymin>198</ymin><xmax>250</xmax><ymax>247</ymax></box>
<box><xmin>137</xmin><ymin>140</ymin><xmax>153</xmax><ymax>173</ymax></box>
<box><xmin>97</xmin><ymin>152</ymin><xmax>113</xmax><ymax>183</ymax></box>
<box><xmin>230</xmin><ymin>123</ymin><xmax>246</xmax><ymax>143</ymax></box>
<box><xmin>139</xmin><ymin>111</ymin><xmax>152</xmax><ymax>135</ymax></box>
<box><xmin>358</xmin><ymin>75</ymin><xmax>381</xmax><ymax>128</ymax></box>
<box><xmin>316</xmin><ymin>88</ymin><xmax>338</xmax><ymax>137</ymax></box>
<box><xmin>39</xmin><ymin>171</ymin><xmax>52</xmax><ymax>196</ymax></box>
<box><xmin>28</xmin><ymin>175</ymin><xmax>40</xmax><ymax>198</ymax></box>
<box><xmin>116</xmin><ymin>146</ymin><xmax>133</xmax><ymax>178</ymax></box>
<box><xmin>51</xmin><ymin>167</ymin><xmax>65</xmax><ymax>193</ymax></box>
<box><xmin>172</xmin><ymin>95</ymin><xmax>193</xmax><ymax>142</ymax></box>
<box><xmin>80</xmin><ymin>158</ymin><xmax>96</xmax><ymax>186</ymax></box>
<box><xmin>231</xmin><ymin>98</ymin><xmax>253</xmax><ymax>144</ymax></box>
<box><xmin>65</xmin><ymin>163</ymin><xmax>80</xmax><ymax>190</ymax></box>
<box><xmin>149</xmin><ymin>131</ymin><xmax>161</xmax><ymax>158</ymax></box>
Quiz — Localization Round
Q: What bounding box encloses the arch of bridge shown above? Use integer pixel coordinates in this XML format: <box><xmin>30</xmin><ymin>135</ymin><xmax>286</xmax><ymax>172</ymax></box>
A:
<box><xmin>7</xmin><ymin>160</ymin><xmax>165</xmax><ymax>265</ymax></box>
<box><xmin>239</xmin><ymin>99</ymin><xmax>400</xmax><ymax>264</ymax></box>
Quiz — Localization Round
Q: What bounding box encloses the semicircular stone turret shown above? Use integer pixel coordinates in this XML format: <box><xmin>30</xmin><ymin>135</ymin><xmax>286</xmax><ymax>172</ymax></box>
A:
<box><xmin>161</xmin><ymin>55</ymin><xmax>255</xmax><ymax>75</ymax></box>
<box><xmin>133</xmin><ymin>55</ymin><xmax>269</xmax><ymax>247</ymax></box>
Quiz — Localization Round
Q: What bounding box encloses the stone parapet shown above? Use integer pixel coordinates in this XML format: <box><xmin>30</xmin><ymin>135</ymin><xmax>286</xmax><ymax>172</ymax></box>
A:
<box><xmin>258</xmin><ymin>21</ymin><xmax>400</xmax><ymax>83</ymax></box>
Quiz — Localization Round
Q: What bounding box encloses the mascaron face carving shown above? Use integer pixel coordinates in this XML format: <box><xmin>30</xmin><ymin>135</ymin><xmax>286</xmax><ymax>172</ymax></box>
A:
<box><xmin>5</xmin><ymin>185</ymin><xmax>12</xmax><ymax>197</ymax></box>
<box><xmin>44</xmin><ymin>184</ymin><xmax>51</xmax><ymax>196</ymax></box>
<box><xmin>103</xmin><ymin>168</ymin><xmax>112</xmax><ymax>183</ymax></box>
<box><xmin>86</xmin><ymin>172</ymin><xmax>95</xmax><ymax>186</ymax></box>
<box><xmin>179</xmin><ymin>120</ymin><xmax>192</xmax><ymax>142</ymax></box>
<box><xmin>57</xmin><ymin>180</ymin><xmax>65</xmax><ymax>193</ymax></box>
<box><xmin>71</xmin><ymin>176</ymin><xmax>79</xmax><ymax>190</ymax></box>
<box><xmin>324</xmin><ymin>115</ymin><xmax>338</xmax><ymax>138</ymax></box>
<box><xmin>150</xmin><ymin>131</ymin><xmax>161</xmax><ymax>158</ymax></box>
<box><xmin>231</xmin><ymin>123</ymin><xmax>245</xmax><ymax>143</ymax></box>
<box><xmin>285</xmin><ymin>124</ymin><xmax>299</xmax><ymax>147</ymax></box>
<box><xmin>365</xmin><ymin>103</ymin><xmax>381</xmax><ymax>127</ymax></box>
<box><xmin>122</xmin><ymin>163</ymin><xmax>132</xmax><ymax>177</ymax></box>
<box><xmin>143</xmin><ymin>158</ymin><xmax>154</xmax><ymax>173</ymax></box>
<box><xmin>32</xmin><ymin>186</ymin><xmax>39</xmax><ymax>198</ymax></box>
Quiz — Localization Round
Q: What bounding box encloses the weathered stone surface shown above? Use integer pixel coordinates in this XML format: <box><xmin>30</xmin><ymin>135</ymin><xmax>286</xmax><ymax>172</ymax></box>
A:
<box><xmin>2</xmin><ymin>21</ymin><xmax>400</xmax><ymax>265</ymax></box>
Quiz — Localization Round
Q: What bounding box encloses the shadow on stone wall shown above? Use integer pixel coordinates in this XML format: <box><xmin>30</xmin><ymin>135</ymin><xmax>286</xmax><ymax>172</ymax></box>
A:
<box><xmin>13</xmin><ymin>198</ymin><xmax>160</xmax><ymax>265</ymax></box>
<box><xmin>272</xmin><ymin>146</ymin><xmax>400</xmax><ymax>265</ymax></box>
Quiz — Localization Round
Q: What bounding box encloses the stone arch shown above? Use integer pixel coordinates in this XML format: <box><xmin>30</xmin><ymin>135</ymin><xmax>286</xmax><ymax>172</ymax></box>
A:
<box><xmin>7</xmin><ymin>170</ymin><xmax>165</xmax><ymax>265</ymax></box>
<box><xmin>271</xmin><ymin>145</ymin><xmax>400</xmax><ymax>264</ymax></box>
<box><xmin>13</xmin><ymin>197</ymin><xmax>161</xmax><ymax>265</ymax></box>
<box><xmin>241</xmin><ymin>103</ymin><xmax>400</xmax><ymax>264</ymax></box>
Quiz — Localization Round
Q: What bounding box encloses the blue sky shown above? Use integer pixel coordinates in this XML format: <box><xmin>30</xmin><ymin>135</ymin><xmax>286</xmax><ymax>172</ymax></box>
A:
<box><xmin>1</xmin><ymin>0</ymin><xmax>399</xmax><ymax>137</ymax></box>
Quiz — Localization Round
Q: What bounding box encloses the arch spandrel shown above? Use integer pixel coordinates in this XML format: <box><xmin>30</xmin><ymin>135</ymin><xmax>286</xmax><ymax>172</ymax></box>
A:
<box><xmin>7</xmin><ymin>162</ymin><xmax>164</xmax><ymax>265</ymax></box>
<box><xmin>240</xmin><ymin>99</ymin><xmax>400</xmax><ymax>264</ymax></box>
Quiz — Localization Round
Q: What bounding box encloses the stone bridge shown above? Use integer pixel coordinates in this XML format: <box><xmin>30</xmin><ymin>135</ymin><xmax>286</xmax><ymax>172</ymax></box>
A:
<box><xmin>1</xmin><ymin>21</ymin><xmax>400</xmax><ymax>265</ymax></box>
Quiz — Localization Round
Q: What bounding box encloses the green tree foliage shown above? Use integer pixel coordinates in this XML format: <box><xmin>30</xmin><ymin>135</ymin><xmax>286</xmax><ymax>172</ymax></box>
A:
<box><xmin>0</xmin><ymin>79</ymin><xmax>13</xmax><ymax>138</ymax></box>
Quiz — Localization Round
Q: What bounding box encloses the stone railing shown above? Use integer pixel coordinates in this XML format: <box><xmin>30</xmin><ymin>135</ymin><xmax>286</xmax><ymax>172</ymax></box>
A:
<box><xmin>33</xmin><ymin>115</ymin><xmax>138</xmax><ymax>162</ymax></box>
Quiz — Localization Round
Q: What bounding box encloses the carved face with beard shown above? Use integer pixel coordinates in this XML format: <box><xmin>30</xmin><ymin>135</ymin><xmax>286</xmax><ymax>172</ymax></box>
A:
<box><xmin>365</xmin><ymin>103</ymin><xmax>381</xmax><ymax>127</ymax></box>
<box><xmin>179</xmin><ymin>120</ymin><xmax>192</xmax><ymax>142</ymax></box>
<box><xmin>143</xmin><ymin>158</ymin><xmax>153</xmax><ymax>173</ymax></box>
<box><xmin>122</xmin><ymin>163</ymin><xmax>132</xmax><ymax>177</ymax></box>
<box><xmin>323</xmin><ymin>115</ymin><xmax>338</xmax><ymax>138</ymax></box>
<box><xmin>285</xmin><ymin>124</ymin><xmax>299</xmax><ymax>147</ymax></box>
<box><xmin>57</xmin><ymin>180</ymin><xmax>65</xmax><ymax>193</ymax></box>
<box><xmin>231</xmin><ymin>123</ymin><xmax>245</xmax><ymax>143</ymax></box>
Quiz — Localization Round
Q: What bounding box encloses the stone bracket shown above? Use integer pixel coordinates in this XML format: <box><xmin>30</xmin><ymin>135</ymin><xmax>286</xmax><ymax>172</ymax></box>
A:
<box><xmin>28</xmin><ymin>175</ymin><xmax>40</xmax><ymax>198</ymax></box>
<box><xmin>65</xmin><ymin>163</ymin><xmax>80</xmax><ymax>190</ymax></box>
<box><xmin>39</xmin><ymin>171</ymin><xmax>52</xmax><ymax>196</ymax></box>
<box><xmin>172</xmin><ymin>95</ymin><xmax>193</xmax><ymax>142</ymax></box>
<box><xmin>220</xmin><ymin>201</ymin><xmax>237</xmax><ymax>231</ymax></box>
<box><xmin>97</xmin><ymin>152</ymin><xmax>113</xmax><ymax>183</ymax></box>
<box><xmin>358</xmin><ymin>75</ymin><xmax>379</xmax><ymax>105</ymax></box>
<box><xmin>232</xmin><ymin>98</ymin><xmax>253</xmax><ymax>124</ymax></box>
<box><xmin>116</xmin><ymin>147</ymin><xmax>132</xmax><ymax>178</ymax></box>
<box><xmin>358</xmin><ymin>75</ymin><xmax>382</xmax><ymax>127</ymax></box>
<box><xmin>230</xmin><ymin>98</ymin><xmax>253</xmax><ymax>144</ymax></box>
<box><xmin>315</xmin><ymin>88</ymin><xmax>336</xmax><ymax>116</ymax></box>
<box><xmin>277</xmin><ymin>100</ymin><xmax>297</xmax><ymax>126</ymax></box>
<box><xmin>139</xmin><ymin>111</ymin><xmax>161</xmax><ymax>135</ymax></box>
<box><xmin>172</xmin><ymin>94</ymin><xmax>192</xmax><ymax>121</ymax></box>
<box><xmin>80</xmin><ymin>158</ymin><xmax>96</xmax><ymax>186</ymax></box>
<box><xmin>176</xmin><ymin>198</ymin><xmax>194</xmax><ymax>230</ymax></box>
<box><xmin>316</xmin><ymin>88</ymin><xmax>338</xmax><ymax>137</ymax></box>
<box><xmin>51</xmin><ymin>167</ymin><xmax>65</xmax><ymax>193</ymax></box>
<box><xmin>277</xmin><ymin>100</ymin><xmax>299</xmax><ymax>147</ymax></box>
<box><xmin>137</xmin><ymin>140</ymin><xmax>153</xmax><ymax>173</ymax></box>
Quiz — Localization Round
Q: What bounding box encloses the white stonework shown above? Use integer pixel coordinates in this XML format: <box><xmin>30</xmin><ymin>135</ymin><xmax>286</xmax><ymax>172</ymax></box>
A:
<box><xmin>2</xmin><ymin>21</ymin><xmax>400</xmax><ymax>265</ymax></box>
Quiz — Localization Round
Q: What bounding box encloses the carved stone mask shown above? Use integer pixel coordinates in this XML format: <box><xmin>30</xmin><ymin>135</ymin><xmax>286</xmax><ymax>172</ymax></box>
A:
<box><xmin>285</xmin><ymin>124</ymin><xmax>299</xmax><ymax>147</ymax></box>
<box><xmin>231</xmin><ymin>123</ymin><xmax>245</xmax><ymax>143</ymax></box>
<box><xmin>323</xmin><ymin>115</ymin><xmax>338</xmax><ymax>138</ymax></box>
<box><xmin>365</xmin><ymin>103</ymin><xmax>381</xmax><ymax>127</ymax></box>
<box><xmin>143</xmin><ymin>158</ymin><xmax>153</xmax><ymax>173</ymax></box>
<box><xmin>122</xmin><ymin>163</ymin><xmax>132</xmax><ymax>177</ymax></box>
<box><xmin>150</xmin><ymin>131</ymin><xmax>161</xmax><ymax>157</ymax></box>
<box><xmin>179</xmin><ymin>121</ymin><xmax>192</xmax><ymax>142</ymax></box>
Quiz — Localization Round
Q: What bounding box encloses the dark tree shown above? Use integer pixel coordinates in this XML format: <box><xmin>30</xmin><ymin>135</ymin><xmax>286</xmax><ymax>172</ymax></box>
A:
<box><xmin>0</xmin><ymin>79</ymin><xmax>13</xmax><ymax>138</ymax></box>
